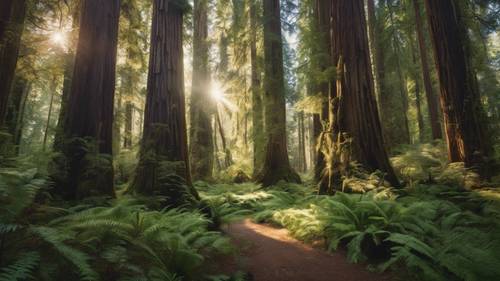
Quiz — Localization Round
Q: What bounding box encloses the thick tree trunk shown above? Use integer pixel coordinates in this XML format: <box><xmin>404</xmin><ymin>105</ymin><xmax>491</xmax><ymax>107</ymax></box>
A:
<box><xmin>190</xmin><ymin>0</ymin><xmax>214</xmax><ymax>180</ymax></box>
<box><xmin>257</xmin><ymin>0</ymin><xmax>300</xmax><ymax>187</ymax></box>
<box><xmin>326</xmin><ymin>0</ymin><xmax>399</xmax><ymax>187</ymax></box>
<box><xmin>53</xmin><ymin>0</ymin><xmax>120</xmax><ymax>199</ymax></box>
<box><xmin>250</xmin><ymin>0</ymin><xmax>264</xmax><ymax>177</ymax></box>
<box><xmin>424</xmin><ymin>0</ymin><xmax>493</xmax><ymax>173</ymax></box>
<box><xmin>0</xmin><ymin>0</ymin><xmax>26</xmax><ymax>127</ymax></box>
<box><xmin>412</xmin><ymin>0</ymin><xmax>442</xmax><ymax>140</ymax></box>
<box><xmin>132</xmin><ymin>0</ymin><xmax>198</xmax><ymax>203</ymax></box>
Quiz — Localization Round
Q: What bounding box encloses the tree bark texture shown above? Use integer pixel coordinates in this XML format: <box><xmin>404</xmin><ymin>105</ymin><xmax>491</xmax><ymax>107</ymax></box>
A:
<box><xmin>190</xmin><ymin>0</ymin><xmax>214</xmax><ymax>180</ymax></box>
<box><xmin>54</xmin><ymin>0</ymin><xmax>120</xmax><ymax>199</ymax></box>
<box><xmin>424</xmin><ymin>0</ymin><xmax>493</xmax><ymax>172</ymax></box>
<box><xmin>132</xmin><ymin>0</ymin><xmax>198</xmax><ymax>202</ymax></box>
<box><xmin>329</xmin><ymin>0</ymin><xmax>399</xmax><ymax>186</ymax></box>
<box><xmin>257</xmin><ymin>0</ymin><xmax>301</xmax><ymax>187</ymax></box>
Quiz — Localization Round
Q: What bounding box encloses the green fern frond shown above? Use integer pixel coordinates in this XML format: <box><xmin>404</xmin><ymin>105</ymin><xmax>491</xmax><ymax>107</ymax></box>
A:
<box><xmin>0</xmin><ymin>252</ymin><xmax>39</xmax><ymax>281</ymax></box>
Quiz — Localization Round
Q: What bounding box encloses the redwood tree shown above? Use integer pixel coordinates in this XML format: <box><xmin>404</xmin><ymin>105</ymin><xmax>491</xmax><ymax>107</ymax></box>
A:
<box><xmin>424</xmin><ymin>0</ymin><xmax>493</xmax><ymax>172</ymax></box>
<box><xmin>324</xmin><ymin>0</ymin><xmax>399</xmax><ymax>188</ymax></box>
<box><xmin>190</xmin><ymin>0</ymin><xmax>214</xmax><ymax>180</ymax></box>
<box><xmin>412</xmin><ymin>0</ymin><xmax>442</xmax><ymax>140</ymax></box>
<box><xmin>0</xmin><ymin>0</ymin><xmax>27</xmax><ymax>128</ymax></box>
<box><xmin>132</xmin><ymin>0</ymin><xmax>198</xmax><ymax>203</ymax></box>
<box><xmin>53</xmin><ymin>0</ymin><xmax>120</xmax><ymax>199</ymax></box>
<box><xmin>257</xmin><ymin>0</ymin><xmax>300</xmax><ymax>186</ymax></box>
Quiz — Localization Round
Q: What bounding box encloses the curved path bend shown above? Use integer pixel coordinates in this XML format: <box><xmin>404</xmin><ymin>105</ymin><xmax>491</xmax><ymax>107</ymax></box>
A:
<box><xmin>222</xmin><ymin>219</ymin><xmax>392</xmax><ymax>281</ymax></box>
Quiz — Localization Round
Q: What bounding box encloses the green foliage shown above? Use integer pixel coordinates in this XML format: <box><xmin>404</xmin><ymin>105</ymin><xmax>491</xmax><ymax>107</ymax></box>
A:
<box><xmin>0</xmin><ymin>166</ymin><xmax>234</xmax><ymax>281</ymax></box>
<box><xmin>0</xmin><ymin>252</ymin><xmax>40</xmax><ymax>281</ymax></box>
<box><xmin>202</xmin><ymin>173</ymin><xmax>500</xmax><ymax>281</ymax></box>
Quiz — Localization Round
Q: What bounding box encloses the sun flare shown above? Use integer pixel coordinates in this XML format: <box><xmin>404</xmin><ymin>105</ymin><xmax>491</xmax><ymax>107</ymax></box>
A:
<box><xmin>50</xmin><ymin>31</ymin><xmax>67</xmax><ymax>48</ymax></box>
<box><xmin>210</xmin><ymin>81</ymin><xmax>225</xmax><ymax>102</ymax></box>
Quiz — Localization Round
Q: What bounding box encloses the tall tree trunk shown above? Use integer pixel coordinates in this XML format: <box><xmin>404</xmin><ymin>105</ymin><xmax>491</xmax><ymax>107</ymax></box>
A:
<box><xmin>6</xmin><ymin>77</ymin><xmax>30</xmax><ymax>151</ymax></box>
<box><xmin>257</xmin><ymin>0</ymin><xmax>300</xmax><ymax>187</ymax></box>
<box><xmin>313</xmin><ymin>0</ymin><xmax>331</xmax><ymax>185</ymax></box>
<box><xmin>412</xmin><ymin>0</ymin><xmax>442</xmax><ymax>140</ymax></box>
<box><xmin>190</xmin><ymin>0</ymin><xmax>214</xmax><ymax>180</ymax></box>
<box><xmin>43</xmin><ymin>77</ymin><xmax>57</xmax><ymax>151</ymax></box>
<box><xmin>54</xmin><ymin>2</ymin><xmax>80</xmax><ymax>151</ymax></box>
<box><xmin>409</xmin><ymin>38</ymin><xmax>425</xmax><ymax>143</ymax></box>
<box><xmin>326</xmin><ymin>0</ymin><xmax>399</xmax><ymax>187</ymax></box>
<box><xmin>250</xmin><ymin>0</ymin><xmax>264</xmax><ymax>177</ymax></box>
<box><xmin>0</xmin><ymin>0</ymin><xmax>26</xmax><ymax>128</ymax></box>
<box><xmin>132</xmin><ymin>1</ymin><xmax>198</xmax><ymax>203</ymax></box>
<box><xmin>424</xmin><ymin>0</ymin><xmax>493</xmax><ymax>174</ymax></box>
<box><xmin>123</xmin><ymin>101</ymin><xmax>133</xmax><ymax>149</ymax></box>
<box><xmin>53</xmin><ymin>0</ymin><xmax>120</xmax><ymax>199</ymax></box>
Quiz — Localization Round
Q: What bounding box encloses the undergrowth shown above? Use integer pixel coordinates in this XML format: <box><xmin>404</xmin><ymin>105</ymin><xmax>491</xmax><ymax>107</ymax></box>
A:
<box><xmin>197</xmin><ymin>144</ymin><xmax>500</xmax><ymax>281</ymax></box>
<box><xmin>0</xmin><ymin>167</ymin><xmax>235</xmax><ymax>281</ymax></box>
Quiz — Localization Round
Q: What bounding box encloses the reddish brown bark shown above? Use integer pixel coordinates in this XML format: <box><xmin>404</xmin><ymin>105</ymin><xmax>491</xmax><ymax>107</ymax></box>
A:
<box><xmin>413</xmin><ymin>0</ymin><xmax>442</xmax><ymax>140</ymax></box>
<box><xmin>257</xmin><ymin>0</ymin><xmax>301</xmax><ymax>187</ymax></box>
<box><xmin>132</xmin><ymin>1</ymin><xmax>198</xmax><ymax>200</ymax></box>
<box><xmin>328</xmin><ymin>0</ymin><xmax>399</xmax><ymax>187</ymax></box>
<box><xmin>424</xmin><ymin>0</ymin><xmax>493</xmax><ymax>172</ymax></box>
<box><xmin>55</xmin><ymin>0</ymin><xmax>120</xmax><ymax>199</ymax></box>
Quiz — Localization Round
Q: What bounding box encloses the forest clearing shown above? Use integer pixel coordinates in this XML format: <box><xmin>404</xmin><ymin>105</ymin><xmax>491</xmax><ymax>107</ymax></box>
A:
<box><xmin>0</xmin><ymin>0</ymin><xmax>499</xmax><ymax>280</ymax></box>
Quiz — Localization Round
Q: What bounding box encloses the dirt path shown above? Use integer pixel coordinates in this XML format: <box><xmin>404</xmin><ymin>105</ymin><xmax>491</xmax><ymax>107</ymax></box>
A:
<box><xmin>222</xmin><ymin>219</ymin><xmax>392</xmax><ymax>281</ymax></box>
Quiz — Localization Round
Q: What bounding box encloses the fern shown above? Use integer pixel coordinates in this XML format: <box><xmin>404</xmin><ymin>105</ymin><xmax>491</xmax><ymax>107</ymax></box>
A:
<box><xmin>31</xmin><ymin>226</ymin><xmax>99</xmax><ymax>281</ymax></box>
<box><xmin>0</xmin><ymin>252</ymin><xmax>39</xmax><ymax>281</ymax></box>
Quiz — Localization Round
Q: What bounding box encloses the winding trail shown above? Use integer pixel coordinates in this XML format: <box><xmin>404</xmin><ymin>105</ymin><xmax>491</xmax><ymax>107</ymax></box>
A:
<box><xmin>222</xmin><ymin>219</ymin><xmax>392</xmax><ymax>281</ymax></box>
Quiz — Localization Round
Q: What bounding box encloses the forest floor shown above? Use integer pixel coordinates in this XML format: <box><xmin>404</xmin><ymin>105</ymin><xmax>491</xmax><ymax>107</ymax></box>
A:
<box><xmin>219</xmin><ymin>219</ymin><xmax>393</xmax><ymax>281</ymax></box>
